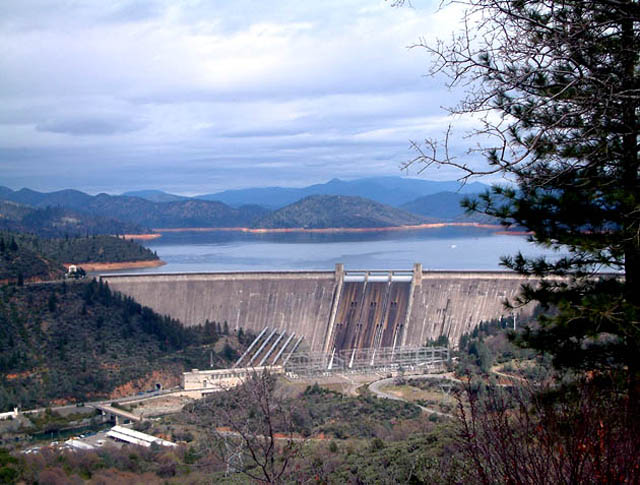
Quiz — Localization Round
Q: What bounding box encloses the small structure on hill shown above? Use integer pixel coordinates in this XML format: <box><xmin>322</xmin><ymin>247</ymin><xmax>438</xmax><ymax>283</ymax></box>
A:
<box><xmin>65</xmin><ymin>264</ymin><xmax>86</xmax><ymax>279</ymax></box>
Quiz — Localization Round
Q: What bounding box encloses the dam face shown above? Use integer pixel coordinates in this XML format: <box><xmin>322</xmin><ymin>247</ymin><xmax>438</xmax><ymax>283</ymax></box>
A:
<box><xmin>101</xmin><ymin>264</ymin><xmax>534</xmax><ymax>351</ymax></box>
<box><xmin>100</xmin><ymin>271</ymin><xmax>337</xmax><ymax>351</ymax></box>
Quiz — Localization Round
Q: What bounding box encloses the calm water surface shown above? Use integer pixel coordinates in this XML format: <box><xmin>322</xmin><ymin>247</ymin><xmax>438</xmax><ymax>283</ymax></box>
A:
<box><xmin>114</xmin><ymin>227</ymin><xmax>557</xmax><ymax>274</ymax></box>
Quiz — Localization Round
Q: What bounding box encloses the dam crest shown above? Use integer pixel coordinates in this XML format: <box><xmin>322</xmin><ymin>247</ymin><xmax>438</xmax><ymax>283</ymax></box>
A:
<box><xmin>101</xmin><ymin>264</ymin><xmax>534</xmax><ymax>352</ymax></box>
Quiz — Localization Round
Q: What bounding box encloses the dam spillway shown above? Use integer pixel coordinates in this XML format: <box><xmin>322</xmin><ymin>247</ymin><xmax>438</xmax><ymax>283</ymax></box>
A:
<box><xmin>101</xmin><ymin>264</ymin><xmax>534</xmax><ymax>351</ymax></box>
<box><xmin>329</xmin><ymin>278</ymin><xmax>412</xmax><ymax>353</ymax></box>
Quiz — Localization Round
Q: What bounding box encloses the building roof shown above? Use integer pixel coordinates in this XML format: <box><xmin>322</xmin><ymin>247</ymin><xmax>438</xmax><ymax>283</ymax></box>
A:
<box><xmin>106</xmin><ymin>425</ymin><xmax>176</xmax><ymax>448</ymax></box>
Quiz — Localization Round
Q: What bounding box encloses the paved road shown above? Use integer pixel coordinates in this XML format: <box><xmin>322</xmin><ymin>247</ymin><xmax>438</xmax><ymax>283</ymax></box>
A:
<box><xmin>20</xmin><ymin>387</ymin><xmax>183</xmax><ymax>418</ymax></box>
<box><xmin>368</xmin><ymin>374</ymin><xmax>459</xmax><ymax>418</ymax></box>
<box><xmin>490</xmin><ymin>366</ymin><xmax>527</xmax><ymax>383</ymax></box>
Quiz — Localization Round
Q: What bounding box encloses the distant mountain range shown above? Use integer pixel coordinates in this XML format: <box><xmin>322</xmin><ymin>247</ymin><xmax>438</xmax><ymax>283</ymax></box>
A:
<box><xmin>122</xmin><ymin>189</ymin><xmax>189</xmax><ymax>203</ymax></box>
<box><xmin>193</xmin><ymin>176</ymin><xmax>488</xmax><ymax>209</ymax></box>
<box><xmin>400</xmin><ymin>191</ymin><xmax>496</xmax><ymax>223</ymax></box>
<box><xmin>0</xmin><ymin>188</ymin><xmax>268</xmax><ymax>230</ymax></box>
<box><xmin>0</xmin><ymin>177</ymin><xmax>494</xmax><ymax>231</ymax></box>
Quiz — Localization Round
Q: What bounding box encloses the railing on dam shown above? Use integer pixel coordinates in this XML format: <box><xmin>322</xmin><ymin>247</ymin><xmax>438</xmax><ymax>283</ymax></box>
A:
<box><xmin>343</xmin><ymin>269</ymin><xmax>414</xmax><ymax>282</ymax></box>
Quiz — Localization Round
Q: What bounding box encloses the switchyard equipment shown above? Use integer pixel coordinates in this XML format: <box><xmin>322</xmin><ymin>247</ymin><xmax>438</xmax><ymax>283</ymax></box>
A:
<box><xmin>236</xmin><ymin>329</ymin><xmax>449</xmax><ymax>378</ymax></box>
<box><xmin>283</xmin><ymin>345</ymin><xmax>449</xmax><ymax>377</ymax></box>
<box><xmin>182</xmin><ymin>330</ymin><xmax>449</xmax><ymax>395</ymax></box>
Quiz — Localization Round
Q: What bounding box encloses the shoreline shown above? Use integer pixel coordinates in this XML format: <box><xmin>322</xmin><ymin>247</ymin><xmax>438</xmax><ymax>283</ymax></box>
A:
<box><xmin>153</xmin><ymin>222</ymin><xmax>506</xmax><ymax>234</ymax></box>
<box><xmin>63</xmin><ymin>260</ymin><xmax>166</xmax><ymax>272</ymax></box>
<box><xmin>494</xmin><ymin>230</ymin><xmax>533</xmax><ymax>236</ymax></box>
<box><xmin>121</xmin><ymin>233</ymin><xmax>162</xmax><ymax>240</ymax></box>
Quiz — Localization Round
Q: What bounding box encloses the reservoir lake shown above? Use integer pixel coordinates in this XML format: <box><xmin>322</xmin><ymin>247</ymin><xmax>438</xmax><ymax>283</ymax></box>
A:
<box><xmin>114</xmin><ymin>226</ymin><xmax>558</xmax><ymax>274</ymax></box>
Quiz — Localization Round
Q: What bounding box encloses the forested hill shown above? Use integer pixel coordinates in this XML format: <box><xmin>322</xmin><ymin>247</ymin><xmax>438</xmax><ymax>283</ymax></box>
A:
<box><xmin>0</xmin><ymin>232</ymin><xmax>159</xmax><ymax>282</ymax></box>
<box><xmin>0</xmin><ymin>234</ymin><xmax>64</xmax><ymax>283</ymax></box>
<box><xmin>0</xmin><ymin>201</ymin><xmax>147</xmax><ymax>238</ymax></box>
<box><xmin>77</xmin><ymin>195</ymin><xmax>270</xmax><ymax>228</ymax></box>
<box><xmin>0</xmin><ymin>189</ymin><xmax>268</xmax><ymax>229</ymax></box>
<box><xmin>23</xmin><ymin>233</ymin><xmax>159</xmax><ymax>264</ymax></box>
<box><xmin>255</xmin><ymin>194</ymin><xmax>429</xmax><ymax>229</ymax></box>
<box><xmin>0</xmin><ymin>280</ymin><xmax>247</xmax><ymax>411</ymax></box>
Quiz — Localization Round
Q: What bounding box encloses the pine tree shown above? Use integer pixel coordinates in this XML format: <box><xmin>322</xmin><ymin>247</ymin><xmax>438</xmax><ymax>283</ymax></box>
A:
<box><xmin>409</xmin><ymin>1</ymin><xmax>640</xmax><ymax>379</ymax></box>
<box><xmin>47</xmin><ymin>292</ymin><xmax>57</xmax><ymax>313</ymax></box>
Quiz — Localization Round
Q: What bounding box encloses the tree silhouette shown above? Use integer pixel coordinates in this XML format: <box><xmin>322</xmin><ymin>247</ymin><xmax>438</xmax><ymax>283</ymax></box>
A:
<box><xmin>406</xmin><ymin>0</ymin><xmax>640</xmax><ymax>382</ymax></box>
<box><xmin>186</xmin><ymin>369</ymin><xmax>302</xmax><ymax>484</ymax></box>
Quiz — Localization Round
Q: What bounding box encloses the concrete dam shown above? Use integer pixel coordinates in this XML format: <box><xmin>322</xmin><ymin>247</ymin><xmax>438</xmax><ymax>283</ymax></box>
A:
<box><xmin>101</xmin><ymin>264</ymin><xmax>534</xmax><ymax>352</ymax></box>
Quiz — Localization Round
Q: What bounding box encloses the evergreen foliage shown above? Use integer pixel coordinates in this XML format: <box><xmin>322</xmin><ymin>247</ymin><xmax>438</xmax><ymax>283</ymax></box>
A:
<box><xmin>188</xmin><ymin>382</ymin><xmax>421</xmax><ymax>441</ymax></box>
<box><xmin>0</xmin><ymin>232</ymin><xmax>158</xmax><ymax>282</ymax></box>
<box><xmin>0</xmin><ymin>280</ymin><xmax>240</xmax><ymax>411</ymax></box>
<box><xmin>0</xmin><ymin>233</ymin><xmax>64</xmax><ymax>282</ymax></box>
<box><xmin>0</xmin><ymin>202</ymin><xmax>147</xmax><ymax>237</ymax></box>
<box><xmin>411</xmin><ymin>0</ymin><xmax>640</xmax><ymax>379</ymax></box>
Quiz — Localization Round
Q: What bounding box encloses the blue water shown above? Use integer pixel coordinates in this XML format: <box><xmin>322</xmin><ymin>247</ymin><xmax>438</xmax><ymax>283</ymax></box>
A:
<box><xmin>112</xmin><ymin>226</ymin><xmax>556</xmax><ymax>273</ymax></box>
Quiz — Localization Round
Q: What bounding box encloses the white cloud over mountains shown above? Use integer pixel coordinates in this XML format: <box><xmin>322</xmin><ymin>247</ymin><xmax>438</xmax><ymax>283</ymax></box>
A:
<box><xmin>0</xmin><ymin>0</ymin><xmax>482</xmax><ymax>194</ymax></box>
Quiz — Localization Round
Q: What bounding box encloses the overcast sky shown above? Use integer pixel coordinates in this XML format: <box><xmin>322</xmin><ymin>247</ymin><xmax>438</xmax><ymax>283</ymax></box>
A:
<box><xmin>0</xmin><ymin>0</ymin><xmax>484</xmax><ymax>195</ymax></box>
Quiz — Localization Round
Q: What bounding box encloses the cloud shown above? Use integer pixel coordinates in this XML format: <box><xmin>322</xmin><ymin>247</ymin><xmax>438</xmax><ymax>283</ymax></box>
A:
<box><xmin>222</xmin><ymin>128</ymin><xmax>309</xmax><ymax>138</ymax></box>
<box><xmin>0</xmin><ymin>0</ymin><xmax>484</xmax><ymax>194</ymax></box>
<box><xmin>100</xmin><ymin>1</ymin><xmax>165</xmax><ymax>24</ymax></box>
<box><xmin>36</xmin><ymin>116</ymin><xmax>145</xmax><ymax>136</ymax></box>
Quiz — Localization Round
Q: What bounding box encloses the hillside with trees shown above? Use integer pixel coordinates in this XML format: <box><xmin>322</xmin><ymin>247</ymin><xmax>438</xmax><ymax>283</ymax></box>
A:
<box><xmin>0</xmin><ymin>234</ymin><xmax>64</xmax><ymax>283</ymax></box>
<box><xmin>12</xmin><ymin>233</ymin><xmax>159</xmax><ymax>265</ymax></box>
<box><xmin>0</xmin><ymin>201</ymin><xmax>147</xmax><ymax>238</ymax></box>
<box><xmin>0</xmin><ymin>232</ymin><xmax>159</xmax><ymax>282</ymax></box>
<box><xmin>0</xmin><ymin>280</ymin><xmax>245</xmax><ymax>411</ymax></box>
<box><xmin>256</xmin><ymin>194</ymin><xmax>429</xmax><ymax>229</ymax></box>
<box><xmin>80</xmin><ymin>194</ymin><xmax>266</xmax><ymax>228</ymax></box>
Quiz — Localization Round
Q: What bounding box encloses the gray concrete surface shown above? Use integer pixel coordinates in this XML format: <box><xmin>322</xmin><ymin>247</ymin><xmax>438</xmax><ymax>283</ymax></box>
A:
<box><xmin>102</xmin><ymin>269</ymin><xmax>535</xmax><ymax>351</ymax></box>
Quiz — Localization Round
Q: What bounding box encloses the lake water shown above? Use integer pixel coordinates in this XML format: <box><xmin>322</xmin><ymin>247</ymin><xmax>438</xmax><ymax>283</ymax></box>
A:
<box><xmin>115</xmin><ymin>226</ymin><xmax>557</xmax><ymax>273</ymax></box>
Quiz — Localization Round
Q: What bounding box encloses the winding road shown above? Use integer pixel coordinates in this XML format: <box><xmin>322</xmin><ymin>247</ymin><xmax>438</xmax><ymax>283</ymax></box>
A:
<box><xmin>368</xmin><ymin>373</ymin><xmax>461</xmax><ymax>418</ymax></box>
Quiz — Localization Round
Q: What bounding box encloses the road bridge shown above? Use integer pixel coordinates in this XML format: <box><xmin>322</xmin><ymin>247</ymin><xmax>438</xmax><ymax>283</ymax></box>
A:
<box><xmin>89</xmin><ymin>403</ymin><xmax>142</xmax><ymax>425</ymax></box>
